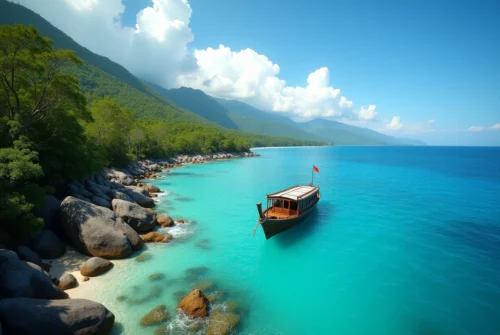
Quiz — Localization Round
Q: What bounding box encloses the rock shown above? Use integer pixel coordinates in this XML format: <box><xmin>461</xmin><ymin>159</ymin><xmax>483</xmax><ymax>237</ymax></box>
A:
<box><xmin>32</xmin><ymin>230</ymin><xmax>65</xmax><ymax>259</ymax></box>
<box><xmin>80</xmin><ymin>257</ymin><xmax>113</xmax><ymax>277</ymax></box>
<box><xmin>184</xmin><ymin>266</ymin><xmax>209</xmax><ymax>282</ymax></box>
<box><xmin>225</xmin><ymin>301</ymin><xmax>238</xmax><ymax>313</ymax></box>
<box><xmin>0</xmin><ymin>298</ymin><xmax>114</xmax><ymax>334</ymax></box>
<box><xmin>157</xmin><ymin>214</ymin><xmax>174</xmax><ymax>228</ymax></box>
<box><xmin>16</xmin><ymin>246</ymin><xmax>42</xmax><ymax>267</ymax></box>
<box><xmin>86</xmin><ymin>180</ymin><xmax>112</xmax><ymax>199</ymax></box>
<box><xmin>154</xmin><ymin>325</ymin><xmax>168</xmax><ymax>335</ymax></box>
<box><xmin>176</xmin><ymin>219</ymin><xmax>185</xmax><ymax>224</ymax></box>
<box><xmin>41</xmin><ymin>262</ymin><xmax>51</xmax><ymax>272</ymax></box>
<box><xmin>123</xmin><ymin>188</ymin><xmax>155</xmax><ymax>208</ymax></box>
<box><xmin>58</xmin><ymin>273</ymin><xmax>77</xmax><ymax>290</ymax></box>
<box><xmin>177</xmin><ymin>289</ymin><xmax>210</xmax><ymax>318</ymax></box>
<box><xmin>116</xmin><ymin>295</ymin><xmax>127</xmax><ymax>302</ymax></box>
<box><xmin>0</xmin><ymin>249</ymin><xmax>19</xmax><ymax>263</ymax></box>
<box><xmin>140</xmin><ymin>305</ymin><xmax>169</xmax><ymax>326</ymax></box>
<box><xmin>83</xmin><ymin>277</ymin><xmax>89</xmax><ymax>282</ymax></box>
<box><xmin>71</xmin><ymin>192</ymin><xmax>91</xmax><ymax>202</ymax></box>
<box><xmin>150</xmin><ymin>193</ymin><xmax>158</xmax><ymax>198</ymax></box>
<box><xmin>110</xmin><ymin>189</ymin><xmax>133</xmax><ymax>202</ymax></box>
<box><xmin>193</xmin><ymin>280</ymin><xmax>214</xmax><ymax>292</ymax></box>
<box><xmin>60</xmin><ymin>197</ymin><xmax>142</xmax><ymax>258</ymax></box>
<box><xmin>141</xmin><ymin>232</ymin><xmax>172</xmax><ymax>243</ymax></box>
<box><xmin>173</xmin><ymin>290</ymin><xmax>187</xmax><ymax>302</ymax></box>
<box><xmin>206</xmin><ymin>291</ymin><xmax>224</xmax><ymax>303</ymax></box>
<box><xmin>149</xmin><ymin>286</ymin><xmax>162</xmax><ymax>298</ymax></box>
<box><xmin>67</xmin><ymin>183</ymin><xmax>94</xmax><ymax>199</ymax></box>
<box><xmin>206</xmin><ymin>310</ymin><xmax>240</xmax><ymax>335</ymax></box>
<box><xmin>37</xmin><ymin>195</ymin><xmax>61</xmax><ymax>233</ymax></box>
<box><xmin>147</xmin><ymin>185</ymin><xmax>161</xmax><ymax>193</ymax></box>
<box><xmin>91</xmin><ymin>195</ymin><xmax>112</xmax><ymax>209</ymax></box>
<box><xmin>135</xmin><ymin>253</ymin><xmax>152</xmax><ymax>262</ymax></box>
<box><xmin>126</xmin><ymin>185</ymin><xmax>150</xmax><ymax>197</ymax></box>
<box><xmin>0</xmin><ymin>259</ymin><xmax>68</xmax><ymax>299</ymax></box>
<box><xmin>105</xmin><ymin>168</ymin><xmax>135</xmax><ymax>186</ymax></box>
<box><xmin>149</xmin><ymin>273</ymin><xmax>165</xmax><ymax>281</ymax></box>
<box><xmin>146</xmin><ymin>208</ymin><xmax>158</xmax><ymax>216</ymax></box>
<box><xmin>112</xmin><ymin>199</ymin><xmax>155</xmax><ymax>233</ymax></box>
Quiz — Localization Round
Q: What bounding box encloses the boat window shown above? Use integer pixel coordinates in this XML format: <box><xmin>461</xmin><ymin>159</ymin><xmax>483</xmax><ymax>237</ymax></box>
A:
<box><xmin>273</xmin><ymin>200</ymin><xmax>282</xmax><ymax>208</ymax></box>
<box><xmin>290</xmin><ymin>201</ymin><xmax>298</xmax><ymax>211</ymax></box>
<box><xmin>284</xmin><ymin>200</ymin><xmax>289</xmax><ymax>209</ymax></box>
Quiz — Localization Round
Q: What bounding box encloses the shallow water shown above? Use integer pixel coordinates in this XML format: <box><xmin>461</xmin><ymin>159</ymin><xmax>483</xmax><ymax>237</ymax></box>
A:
<box><xmin>77</xmin><ymin>146</ymin><xmax>500</xmax><ymax>334</ymax></box>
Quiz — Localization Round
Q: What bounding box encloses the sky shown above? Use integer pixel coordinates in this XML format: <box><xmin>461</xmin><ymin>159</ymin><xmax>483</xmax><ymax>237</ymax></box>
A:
<box><xmin>9</xmin><ymin>0</ymin><xmax>500</xmax><ymax>145</ymax></box>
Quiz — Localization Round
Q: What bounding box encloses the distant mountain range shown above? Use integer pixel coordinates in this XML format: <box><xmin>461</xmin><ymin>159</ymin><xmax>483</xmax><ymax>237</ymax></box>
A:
<box><xmin>1</xmin><ymin>0</ymin><xmax>425</xmax><ymax>147</ymax></box>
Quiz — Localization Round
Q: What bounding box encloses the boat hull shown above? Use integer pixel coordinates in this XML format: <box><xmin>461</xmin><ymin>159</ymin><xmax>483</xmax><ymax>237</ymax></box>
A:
<box><xmin>260</xmin><ymin>200</ymin><xmax>318</xmax><ymax>239</ymax></box>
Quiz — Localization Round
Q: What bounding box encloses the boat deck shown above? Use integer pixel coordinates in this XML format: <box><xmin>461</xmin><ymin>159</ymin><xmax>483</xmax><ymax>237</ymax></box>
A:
<box><xmin>265</xmin><ymin>208</ymin><xmax>298</xmax><ymax>219</ymax></box>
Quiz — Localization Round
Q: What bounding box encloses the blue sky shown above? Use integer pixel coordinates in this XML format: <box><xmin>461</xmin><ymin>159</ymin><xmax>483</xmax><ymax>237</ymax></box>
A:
<box><xmin>15</xmin><ymin>0</ymin><xmax>500</xmax><ymax>145</ymax></box>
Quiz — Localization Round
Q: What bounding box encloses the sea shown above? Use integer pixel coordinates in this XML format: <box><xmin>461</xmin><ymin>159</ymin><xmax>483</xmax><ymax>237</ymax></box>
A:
<box><xmin>74</xmin><ymin>146</ymin><xmax>500</xmax><ymax>335</ymax></box>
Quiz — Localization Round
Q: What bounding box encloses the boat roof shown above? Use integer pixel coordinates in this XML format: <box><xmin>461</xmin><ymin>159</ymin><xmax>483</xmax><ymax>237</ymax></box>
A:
<box><xmin>268</xmin><ymin>185</ymin><xmax>318</xmax><ymax>200</ymax></box>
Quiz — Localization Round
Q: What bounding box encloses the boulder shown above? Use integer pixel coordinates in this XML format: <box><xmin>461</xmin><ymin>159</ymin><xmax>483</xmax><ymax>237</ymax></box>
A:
<box><xmin>71</xmin><ymin>193</ymin><xmax>91</xmax><ymax>202</ymax></box>
<box><xmin>80</xmin><ymin>257</ymin><xmax>113</xmax><ymax>277</ymax></box>
<box><xmin>0</xmin><ymin>249</ymin><xmax>18</xmax><ymax>263</ymax></box>
<box><xmin>38</xmin><ymin>195</ymin><xmax>61</xmax><ymax>233</ymax></box>
<box><xmin>140</xmin><ymin>305</ymin><xmax>169</xmax><ymax>326</ymax></box>
<box><xmin>147</xmin><ymin>185</ymin><xmax>161</xmax><ymax>193</ymax></box>
<box><xmin>32</xmin><ymin>230</ymin><xmax>65</xmax><ymax>259</ymax></box>
<box><xmin>16</xmin><ymin>246</ymin><xmax>42</xmax><ymax>267</ymax></box>
<box><xmin>122</xmin><ymin>189</ymin><xmax>155</xmax><ymax>208</ymax></box>
<box><xmin>0</xmin><ymin>298</ymin><xmax>114</xmax><ymax>334</ymax></box>
<box><xmin>177</xmin><ymin>289</ymin><xmax>210</xmax><ymax>318</ymax></box>
<box><xmin>126</xmin><ymin>185</ymin><xmax>150</xmax><ymax>197</ymax></box>
<box><xmin>206</xmin><ymin>310</ymin><xmax>240</xmax><ymax>335</ymax></box>
<box><xmin>0</xmin><ymin>259</ymin><xmax>68</xmax><ymax>299</ymax></box>
<box><xmin>157</xmin><ymin>214</ymin><xmax>174</xmax><ymax>228</ymax></box>
<box><xmin>105</xmin><ymin>168</ymin><xmax>135</xmax><ymax>186</ymax></box>
<box><xmin>67</xmin><ymin>183</ymin><xmax>93</xmax><ymax>199</ymax></box>
<box><xmin>112</xmin><ymin>199</ymin><xmax>155</xmax><ymax>233</ymax></box>
<box><xmin>141</xmin><ymin>232</ymin><xmax>173</xmax><ymax>243</ymax></box>
<box><xmin>85</xmin><ymin>180</ymin><xmax>112</xmax><ymax>199</ymax></box>
<box><xmin>58</xmin><ymin>273</ymin><xmax>77</xmax><ymax>290</ymax></box>
<box><xmin>110</xmin><ymin>190</ymin><xmax>133</xmax><ymax>202</ymax></box>
<box><xmin>91</xmin><ymin>195</ymin><xmax>112</xmax><ymax>209</ymax></box>
<box><xmin>60</xmin><ymin>197</ymin><xmax>142</xmax><ymax>258</ymax></box>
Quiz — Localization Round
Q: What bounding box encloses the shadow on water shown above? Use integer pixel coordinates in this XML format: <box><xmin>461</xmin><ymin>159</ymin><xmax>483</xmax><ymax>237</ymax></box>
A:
<box><xmin>271</xmin><ymin>203</ymin><xmax>334</xmax><ymax>248</ymax></box>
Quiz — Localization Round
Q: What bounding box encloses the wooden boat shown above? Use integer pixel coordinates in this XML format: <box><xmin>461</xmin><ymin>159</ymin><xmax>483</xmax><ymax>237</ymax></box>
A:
<box><xmin>254</xmin><ymin>184</ymin><xmax>321</xmax><ymax>239</ymax></box>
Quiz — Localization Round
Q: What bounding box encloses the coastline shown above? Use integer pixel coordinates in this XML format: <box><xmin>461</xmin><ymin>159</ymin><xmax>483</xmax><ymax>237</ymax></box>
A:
<box><xmin>37</xmin><ymin>150</ymin><xmax>259</xmax><ymax>333</ymax></box>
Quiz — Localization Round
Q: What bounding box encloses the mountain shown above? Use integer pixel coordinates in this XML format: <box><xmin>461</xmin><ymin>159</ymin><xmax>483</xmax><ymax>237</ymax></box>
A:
<box><xmin>150</xmin><ymin>85</ymin><xmax>239</xmax><ymax>129</ymax></box>
<box><xmin>299</xmin><ymin>119</ymin><xmax>425</xmax><ymax>146</ymax></box>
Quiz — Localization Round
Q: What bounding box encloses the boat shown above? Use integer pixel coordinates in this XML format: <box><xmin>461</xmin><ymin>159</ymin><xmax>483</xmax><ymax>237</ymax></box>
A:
<box><xmin>254</xmin><ymin>184</ymin><xmax>321</xmax><ymax>239</ymax></box>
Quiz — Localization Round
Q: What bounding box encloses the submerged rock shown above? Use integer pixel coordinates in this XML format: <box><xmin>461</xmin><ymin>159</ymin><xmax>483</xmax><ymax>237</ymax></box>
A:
<box><xmin>112</xmin><ymin>199</ymin><xmax>155</xmax><ymax>232</ymax></box>
<box><xmin>195</xmin><ymin>238</ymin><xmax>212</xmax><ymax>250</ymax></box>
<box><xmin>0</xmin><ymin>298</ymin><xmax>114</xmax><ymax>334</ymax></box>
<box><xmin>149</xmin><ymin>273</ymin><xmax>165</xmax><ymax>281</ymax></box>
<box><xmin>135</xmin><ymin>253</ymin><xmax>152</xmax><ymax>262</ymax></box>
<box><xmin>206</xmin><ymin>310</ymin><xmax>240</xmax><ymax>335</ymax></box>
<box><xmin>141</xmin><ymin>232</ymin><xmax>172</xmax><ymax>243</ymax></box>
<box><xmin>32</xmin><ymin>229</ymin><xmax>65</xmax><ymax>259</ymax></box>
<box><xmin>58</xmin><ymin>273</ymin><xmax>77</xmax><ymax>290</ymax></box>
<box><xmin>184</xmin><ymin>266</ymin><xmax>209</xmax><ymax>282</ymax></box>
<box><xmin>193</xmin><ymin>280</ymin><xmax>214</xmax><ymax>292</ymax></box>
<box><xmin>178</xmin><ymin>289</ymin><xmax>210</xmax><ymax>318</ymax></box>
<box><xmin>206</xmin><ymin>290</ymin><xmax>225</xmax><ymax>303</ymax></box>
<box><xmin>157</xmin><ymin>214</ymin><xmax>174</xmax><ymax>228</ymax></box>
<box><xmin>140</xmin><ymin>305</ymin><xmax>169</xmax><ymax>326</ymax></box>
<box><xmin>176</xmin><ymin>219</ymin><xmax>185</xmax><ymax>224</ymax></box>
<box><xmin>80</xmin><ymin>257</ymin><xmax>113</xmax><ymax>277</ymax></box>
<box><xmin>60</xmin><ymin>196</ymin><xmax>142</xmax><ymax>259</ymax></box>
<box><xmin>116</xmin><ymin>295</ymin><xmax>127</xmax><ymax>302</ymax></box>
<box><xmin>154</xmin><ymin>325</ymin><xmax>168</xmax><ymax>335</ymax></box>
<box><xmin>173</xmin><ymin>290</ymin><xmax>187</xmax><ymax>302</ymax></box>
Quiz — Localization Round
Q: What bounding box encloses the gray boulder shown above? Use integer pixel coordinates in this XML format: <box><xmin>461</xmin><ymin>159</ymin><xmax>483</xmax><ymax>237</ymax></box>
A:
<box><xmin>86</xmin><ymin>180</ymin><xmax>112</xmax><ymax>197</ymax></box>
<box><xmin>126</xmin><ymin>185</ymin><xmax>150</xmax><ymax>197</ymax></box>
<box><xmin>67</xmin><ymin>183</ymin><xmax>94</xmax><ymax>199</ymax></box>
<box><xmin>17</xmin><ymin>246</ymin><xmax>42</xmax><ymax>267</ymax></box>
<box><xmin>80</xmin><ymin>257</ymin><xmax>113</xmax><ymax>277</ymax></box>
<box><xmin>104</xmin><ymin>168</ymin><xmax>135</xmax><ymax>186</ymax></box>
<box><xmin>123</xmin><ymin>188</ymin><xmax>155</xmax><ymax>208</ymax></box>
<box><xmin>60</xmin><ymin>197</ymin><xmax>142</xmax><ymax>259</ymax></box>
<box><xmin>58</xmin><ymin>273</ymin><xmax>77</xmax><ymax>290</ymax></box>
<box><xmin>0</xmin><ymin>259</ymin><xmax>68</xmax><ymax>299</ymax></box>
<box><xmin>33</xmin><ymin>230</ymin><xmax>65</xmax><ymax>259</ymax></box>
<box><xmin>110</xmin><ymin>189</ymin><xmax>133</xmax><ymax>202</ymax></box>
<box><xmin>112</xmin><ymin>199</ymin><xmax>155</xmax><ymax>233</ymax></box>
<box><xmin>38</xmin><ymin>195</ymin><xmax>61</xmax><ymax>233</ymax></box>
<box><xmin>0</xmin><ymin>249</ymin><xmax>18</xmax><ymax>263</ymax></box>
<box><xmin>0</xmin><ymin>298</ymin><xmax>114</xmax><ymax>335</ymax></box>
<box><xmin>91</xmin><ymin>195</ymin><xmax>112</xmax><ymax>209</ymax></box>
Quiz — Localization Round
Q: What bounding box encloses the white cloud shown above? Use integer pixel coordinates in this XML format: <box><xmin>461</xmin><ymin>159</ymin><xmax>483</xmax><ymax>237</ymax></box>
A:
<box><xmin>10</xmin><ymin>0</ymin><xmax>376</xmax><ymax>120</ymax></box>
<box><xmin>355</xmin><ymin>105</ymin><xmax>378</xmax><ymax>120</ymax></box>
<box><xmin>491</xmin><ymin>124</ymin><xmax>500</xmax><ymax>130</ymax></box>
<box><xmin>385</xmin><ymin>116</ymin><xmax>403</xmax><ymax>130</ymax></box>
<box><xmin>468</xmin><ymin>126</ymin><xmax>485</xmax><ymax>132</ymax></box>
<box><xmin>338</xmin><ymin>96</ymin><xmax>353</xmax><ymax>109</ymax></box>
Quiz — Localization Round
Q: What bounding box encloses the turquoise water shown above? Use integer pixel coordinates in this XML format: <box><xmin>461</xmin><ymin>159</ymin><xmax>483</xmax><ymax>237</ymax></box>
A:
<box><xmin>80</xmin><ymin>146</ymin><xmax>500</xmax><ymax>335</ymax></box>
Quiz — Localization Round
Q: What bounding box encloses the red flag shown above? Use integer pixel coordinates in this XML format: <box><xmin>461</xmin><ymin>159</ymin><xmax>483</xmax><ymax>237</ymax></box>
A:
<box><xmin>313</xmin><ymin>165</ymin><xmax>320</xmax><ymax>173</ymax></box>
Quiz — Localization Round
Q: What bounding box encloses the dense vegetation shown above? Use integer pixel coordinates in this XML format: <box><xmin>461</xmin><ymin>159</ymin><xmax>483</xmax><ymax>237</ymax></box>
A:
<box><xmin>0</xmin><ymin>25</ymin><xmax>250</xmax><ymax>242</ymax></box>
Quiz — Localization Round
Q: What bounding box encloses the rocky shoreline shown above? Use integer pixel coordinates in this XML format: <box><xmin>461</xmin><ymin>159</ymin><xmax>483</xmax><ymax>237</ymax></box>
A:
<box><xmin>0</xmin><ymin>151</ymin><xmax>258</xmax><ymax>335</ymax></box>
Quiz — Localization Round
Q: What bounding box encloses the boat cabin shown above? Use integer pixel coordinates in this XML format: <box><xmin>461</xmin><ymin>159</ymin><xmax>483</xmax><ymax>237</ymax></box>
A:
<box><xmin>265</xmin><ymin>185</ymin><xmax>320</xmax><ymax>219</ymax></box>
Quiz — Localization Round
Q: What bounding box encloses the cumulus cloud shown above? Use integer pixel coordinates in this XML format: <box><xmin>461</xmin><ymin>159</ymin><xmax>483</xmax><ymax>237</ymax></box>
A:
<box><xmin>385</xmin><ymin>116</ymin><xmax>403</xmax><ymax>130</ymax></box>
<box><xmin>491</xmin><ymin>124</ymin><xmax>500</xmax><ymax>130</ymax></box>
<box><xmin>468</xmin><ymin>126</ymin><xmax>485</xmax><ymax>132</ymax></box>
<box><xmin>10</xmin><ymin>0</ymin><xmax>375</xmax><ymax>120</ymax></box>
<box><xmin>11</xmin><ymin>0</ymin><xmax>196</xmax><ymax>87</ymax></box>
